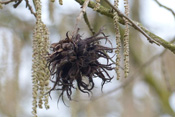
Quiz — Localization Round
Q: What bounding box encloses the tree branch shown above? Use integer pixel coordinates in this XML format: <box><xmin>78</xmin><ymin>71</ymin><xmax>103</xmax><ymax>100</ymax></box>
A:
<box><xmin>0</xmin><ymin>0</ymin><xmax>36</xmax><ymax>17</ymax></box>
<box><xmin>83</xmin><ymin>12</ymin><xmax>95</xmax><ymax>35</ymax></box>
<box><xmin>75</xmin><ymin>0</ymin><xmax>175</xmax><ymax>54</ymax></box>
<box><xmin>73</xmin><ymin>0</ymin><xmax>90</xmax><ymax>35</ymax></box>
<box><xmin>104</xmin><ymin>0</ymin><xmax>159</xmax><ymax>45</ymax></box>
<box><xmin>25</xmin><ymin>0</ymin><xmax>36</xmax><ymax>17</ymax></box>
<box><xmin>154</xmin><ymin>0</ymin><xmax>175</xmax><ymax>19</ymax></box>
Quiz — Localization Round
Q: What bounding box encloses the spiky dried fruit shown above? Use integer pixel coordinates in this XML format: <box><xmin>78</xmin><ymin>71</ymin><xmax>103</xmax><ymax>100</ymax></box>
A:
<box><xmin>47</xmin><ymin>28</ymin><xmax>115</xmax><ymax>101</ymax></box>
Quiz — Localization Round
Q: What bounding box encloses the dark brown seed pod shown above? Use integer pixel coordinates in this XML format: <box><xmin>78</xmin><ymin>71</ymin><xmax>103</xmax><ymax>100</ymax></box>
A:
<box><xmin>47</xmin><ymin>28</ymin><xmax>115</xmax><ymax>102</ymax></box>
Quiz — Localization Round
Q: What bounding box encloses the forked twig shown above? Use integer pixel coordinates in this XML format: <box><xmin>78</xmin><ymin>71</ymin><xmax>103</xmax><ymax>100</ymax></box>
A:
<box><xmin>154</xmin><ymin>0</ymin><xmax>175</xmax><ymax>19</ymax></box>
<box><xmin>0</xmin><ymin>0</ymin><xmax>36</xmax><ymax>17</ymax></box>
<box><xmin>75</xmin><ymin>0</ymin><xmax>175</xmax><ymax>54</ymax></box>
<box><xmin>83</xmin><ymin>12</ymin><xmax>95</xmax><ymax>35</ymax></box>
<box><xmin>0</xmin><ymin>0</ymin><xmax>15</xmax><ymax>5</ymax></box>
<box><xmin>25</xmin><ymin>0</ymin><xmax>36</xmax><ymax>17</ymax></box>
<box><xmin>0</xmin><ymin>0</ymin><xmax>22</xmax><ymax>8</ymax></box>
<box><xmin>72</xmin><ymin>0</ymin><xmax>90</xmax><ymax>36</ymax></box>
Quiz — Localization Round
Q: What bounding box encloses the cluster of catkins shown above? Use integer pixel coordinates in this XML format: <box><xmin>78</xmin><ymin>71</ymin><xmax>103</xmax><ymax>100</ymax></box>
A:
<box><xmin>113</xmin><ymin>0</ymin><xmax>130</xmax><ymax>79</ymax></box>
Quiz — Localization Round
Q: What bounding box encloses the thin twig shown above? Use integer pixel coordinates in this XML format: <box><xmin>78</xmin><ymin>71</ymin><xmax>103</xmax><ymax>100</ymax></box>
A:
<box><xmin>0</xmin><ymin>0</ymin><xmax>36</xmax><ymax>17</ymax></box>
<box><xmin>32</xmin><ymin>0</ymin><xmax>36</xmax><ymax>10</ymax></box>
<box><xmin>0</xmin><ymin>0</ymin><xmax>15</xmax><ymax>5</ymax></box>
<box><xmin>25</xmin><ymin>0</ymin><xmax>36</xmax><ymax>17</ymax></box>
<box><xmin>13</xmin><ymin>0</ymin><xmax>22</xmax><ymax>8</ymax></box>
<box><xmin>0</xmin><ymin>0</ymin><xmax>22</xmax><ymax>8</ymax></box>
<box><xmin>83</xmin><ymin>12</ymin><xmax>95</xmax><ymax>35</ymax></box>
<box><xmin>72</xmin><ymin>0</ymin><xmax>90</xmax><ymax>36</ymax></box>
<box><xmin>104</xmin><ymin>0</ymin><xmax>160</xmax><ymax>46</ymax></box>
<box><xmin>75</xmin><ymin>0</ymin><xmax>175</xmax><ymax>54</ymax></box>
<box><xmin>154</xmin><ymin>0</ymin><xmax>175</xmax><ymax>19</ymax></box>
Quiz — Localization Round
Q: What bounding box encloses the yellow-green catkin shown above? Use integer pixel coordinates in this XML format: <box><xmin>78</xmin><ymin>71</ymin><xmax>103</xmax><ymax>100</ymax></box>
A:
<box><xmin>42</xmin><ymin>25</ymin><xmax>51</xmax><ymax>110</ymax></box>
<box><xmin>32</xmin><ymin>0</ymin><xmax>50</xmax><ymax>116</ymax></box>
<box><xmin>123</xmin><ymin>0</ymin><xmax>129</xmax><ymax>78</ymax></box>
<box><xmin>32</xmin><ymin>27</ymin><xmax>39</xmax><ymax>117</ymax></box>
<box><xmin>94</xmin><ymin>0</ymin><xmax>100</xmax><ymax>11</ymax></box>
<box><xmin>59</xmin><ymin>0</ymin><xmax>63</xmax><ymax>5</ymax></box>
<box><xmin>113</xmin><ymin>0</ymin><xmax>121</xmax><ymax>80</ymax></box>
<box><xmin>37</xmin><ymin>23</ymin><xmax>50</xmax><ymax>110</ymax></box>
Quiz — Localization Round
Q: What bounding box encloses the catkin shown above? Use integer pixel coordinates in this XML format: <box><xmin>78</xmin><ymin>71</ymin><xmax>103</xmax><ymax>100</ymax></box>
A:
<box><xmin>42</xmin><ymin>24</ymin><xmax>51</xmax><ymax>110</ymax></box>
<box><xmin>32</xmin><ymin>21</ymin><xmax>40</xmax><ymax>117</ymax></box>
<box><xmin>32</xmin><ymin>0</ymin><xmax>50</xmax><ymax>116</ymax></box>
<box><xmin>123</xmin><ymin>0</ymin><xmax>129</xmax><ymax>78</ymax></box>
<box><xmin>32</xmin><ymin>0</ymin><xmax>42</xmax><ymax>115</ymax></box>
<box><xmin>113</xmin><ymin>0</ymin><xmax>121</xmax><ymax>80</ymax></box>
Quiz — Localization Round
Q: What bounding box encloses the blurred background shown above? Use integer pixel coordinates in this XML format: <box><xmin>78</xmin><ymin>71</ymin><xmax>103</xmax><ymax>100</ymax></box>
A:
<box><xmin>0</xmin><ymin>0</ymin><xmax>175</xmax><ymax>117</ymax></box>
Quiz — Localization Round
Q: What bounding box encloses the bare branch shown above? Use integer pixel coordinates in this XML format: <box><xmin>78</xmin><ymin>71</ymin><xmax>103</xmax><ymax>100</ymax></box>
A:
<box><xmin>0</xmin><ymin>0</ymin><xmax>15</xmax><ymax>5</ymax></box>
<box><xmin>154</xmin><ymin>0</ymin><xmax>175</xmax><ymax>19</ymax></box>
<box><xmin>75</xmin><ymin>0</ymin><xmax>175</xmax><ymax>54</ymax></box>
<box><xmin>83</xmin><ymin>12</ymin><xmax>95</xmax><ymax>35</ymax></box>
<box><xmin>72</xmin><ymin>0</ymin><xmax>90</xmax><ymax>36</ymax></box>
<box><xmin>0</xmin><ymin>0</ymin><xmax>36</xmax><ymax>17</ymax></box>
<box><xmin>13</xmin><ymin>0</ymin><xmax>22</xmax><ymax>8</ymax></box>
<box><xmin>25</xmin><ymin>0</ymin><xmax>36</xmax><ymax>17</ymax></box>
<box><xmin>0</xmin><ymin>0</ymin><xmax>22</xmax><ymax>8</ymax></box>
<box><xmin>104</xmin><ymin>0</ymin><xmax>159</xmax><ymax>45</ymax></box>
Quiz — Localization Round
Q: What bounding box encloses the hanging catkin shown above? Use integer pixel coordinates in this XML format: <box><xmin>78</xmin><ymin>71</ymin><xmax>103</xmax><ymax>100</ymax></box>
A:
<box><xmin>113</xmin><ymin>0</ymin><xmax>121</xmax><ymax>80</ymax></box>
<box><xmin>32</xmin><ymin>0</ymin><xmax>50</xmax><ymax>116</ymax></box>
<box><xmin>37</xmin><ymin>23</ymin><xmax>50</xmax><ymax>109</ymax></box>
<box><xmin>123</xmin><ymin>0</ymin><xmax>129</xmax><ymax>78</ymax></box>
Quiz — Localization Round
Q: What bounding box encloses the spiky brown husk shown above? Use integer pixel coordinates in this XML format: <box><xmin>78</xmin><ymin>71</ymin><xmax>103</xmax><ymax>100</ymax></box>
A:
<box><xmin>47</xmin><ymin>28</ymin><xmax>115</xmax><ymax>101</ymax></box>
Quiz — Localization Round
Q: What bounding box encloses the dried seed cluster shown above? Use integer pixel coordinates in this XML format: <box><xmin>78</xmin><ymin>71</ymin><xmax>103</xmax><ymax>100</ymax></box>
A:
<box><xmin>47</xmin><ymin>29</ymin><xmax>114</xmax><ymax>101</ymax></box>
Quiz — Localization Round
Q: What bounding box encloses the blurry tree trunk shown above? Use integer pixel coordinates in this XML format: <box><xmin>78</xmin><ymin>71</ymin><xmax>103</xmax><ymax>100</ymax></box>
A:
<box><xmin>0</xmin><ymin>35</ymin><xmax>22</xmax><ymax>116</ymax></box>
